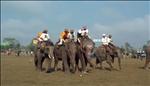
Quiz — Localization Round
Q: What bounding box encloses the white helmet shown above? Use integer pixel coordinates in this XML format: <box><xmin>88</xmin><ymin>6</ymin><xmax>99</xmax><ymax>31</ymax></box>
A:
<box><xmin>102</xmin><ymin>34</ymin><xmax>106</xmax><ymax>36</ymax></box>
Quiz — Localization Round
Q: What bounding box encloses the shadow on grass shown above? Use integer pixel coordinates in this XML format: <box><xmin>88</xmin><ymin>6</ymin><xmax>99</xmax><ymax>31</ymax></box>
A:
<box><xmin>138</xmin><ymin>66</ymin><xmax>150</xmax><ymax>70</ymax></box>
<box><xmin>45</xmin><ymin>68</ymin><xmax>62</xmax><ymax>73</ymax></box>
<box><xmin>95</xmin><ymin>67</ymin><xmax>119</xmax><ymax>71</ymax></box>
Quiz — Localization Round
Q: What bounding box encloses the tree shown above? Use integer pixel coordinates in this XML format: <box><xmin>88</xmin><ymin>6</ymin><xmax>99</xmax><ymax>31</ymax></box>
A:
<box><xmin>143</xmin><ymin>45</ymin><xmax>147</xmax><ymax>51</ymax></box>
<box><xmin>16</xmin><ymin>43</ymin><xmax>21</xmax><ymax>49</ymax></box>
<box><xmin>143</xmin><ymin>40</ymin><xmax>150</xmax><ymax>51</ymax></box>
<box><xmin>124</xmin><ymin>42</ymin><xmax>135</xmax><ymax>54</ymax></box>
<box><xmin>125</xmin><ymin>42</ymin><xmax>133</xmax><ymax>53</ymax></box>
<box><xmin>2</xmin><ymin>37</ymin><xmax>20</xmax><ymax>50</ymax></box>
<box><xmin>120</xmin><ymin>45</ymin><xmax>125</xmax><ymax>54</ymax></box>
<box><xmin>147</xmin><ymin>40</ymin><xmax>150</xmax><ymax>46</ymax></box>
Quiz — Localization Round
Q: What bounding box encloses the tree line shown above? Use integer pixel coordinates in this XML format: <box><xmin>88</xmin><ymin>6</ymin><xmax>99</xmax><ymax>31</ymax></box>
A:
<box><xmin>1</xmin><ymin>37</ymin><xmax>149</xmax><ymax>54</ymax></box>
<box><xmin>1</xmin><ymin>37</ymin><xmax>34</xmax><ymax>52</ymax></box>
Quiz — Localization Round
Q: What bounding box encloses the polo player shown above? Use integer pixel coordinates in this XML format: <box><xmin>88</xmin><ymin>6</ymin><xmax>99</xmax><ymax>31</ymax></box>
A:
<box><xmin>101</xmin><ymin>34</ymin><xmax>111</xmax><ymax>54</ymax></box>
<box><xmin>68</xmin><ymin>29</ymin><xmax>75</xmax><ymax>40</ymax></box>
<box><xmin>58</xmin><ymin>28</ymin><xmax>70</xmax><ymax>45</ymax></box>
<box><xmin>107</xmin><ymin>34</ymin><xmax>117</xmax><ymax>56</ymax></box>
<box><xmin>77</xmin><ymin>26</ymin><xmax>90</xmax><ymax>44</ymax></box>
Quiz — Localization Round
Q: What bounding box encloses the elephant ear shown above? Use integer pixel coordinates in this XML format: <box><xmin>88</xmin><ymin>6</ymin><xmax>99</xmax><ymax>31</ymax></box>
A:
<box><xmin>41</xmin><ymin>42</ymin><xmax>46</xmax><ymax>48</ymax></box>
<box><xmin>45</xmin><ymin>47</ymin><xmax>50</xmax><ymax>54</ymax></box>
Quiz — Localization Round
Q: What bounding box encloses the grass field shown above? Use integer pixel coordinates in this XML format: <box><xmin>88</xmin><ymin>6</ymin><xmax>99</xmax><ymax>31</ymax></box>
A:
<box><xmin>1</xmin><ymin>55</ymin><xmax>150</xmax><ymax>86</ymax></box>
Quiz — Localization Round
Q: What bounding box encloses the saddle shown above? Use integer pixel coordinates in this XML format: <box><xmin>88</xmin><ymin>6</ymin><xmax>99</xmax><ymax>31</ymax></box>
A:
<box><xmin>56</xmin><ymin>42</ymin><xmax>65</xmax><ymax>49</ymax></box>
<box><xmin>108</xmin><ymin>44</ymin><xmax>118</xmax><ymax>57</ymax></box>
<box><xmin>101</xmin><ymin>45</ymin><xmax>113</xmax><ymax>56</ymax></box>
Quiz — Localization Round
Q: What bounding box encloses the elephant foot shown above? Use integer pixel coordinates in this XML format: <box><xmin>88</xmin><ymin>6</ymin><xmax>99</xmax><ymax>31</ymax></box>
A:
<box><xmin>45</xmin><ymin>70</ymin><xmax>49</xmax><ymax>73</ymax></box>
<box><xmin>99</xmin><ymin>66</ymin><xmax>104</xmax><ymax>70</ymax></box>
<box><xmin>95</xmin><ymin>64</ymin><xmax>99</xmax><ymax>68</ymax></box>
<box><xmin>119</xmin><ymin>67</ymin><xmax>122</xmax><ymax>70</ymax></box>
<box><xmin>45</xmin><ymin>68</ymin><xmax>52</xmax><ymax>73</ymax></box>
<box><xmin>82</xmin><ymin>71</ymin><xmax>88</xmax><ymax>75</ymax></box>
<box><xmin>54</xmin><ymin>68</ymin><xmax>57</xmax><ymax>71</ymax></box>
<box><xmin>71</xmin><ymin>71</ymin><xmax>75</xmax><ymax>74</ymax></box>
<box><xmin>37</xmin><ymin>69</ymin><xmax>43</xmax><ymax>72</ymax></box>
<box><xmin>38</xmin><ymin>68</ymin><xmax>46</xmax><ymax>72</ymax></box>
<box><xmin>64</xmin><ymin>70</ymin><xmax>70</xmax><ymax>74</ymax></box>
<box><xmin>104</xmin><ymin>67</ymin><xmax>112</xmax><ymax>71</ymax></box>
<box><xmin>92</xmin><ymin>65</ymin><xmax>96</xmax><ymax>69</ymax></box>
<box><xmin>70</xmin><ymin>69</ymin><xmax>75</xmax><ymax>73</ymax></box>
<box><xmin>111</xmin><ymin>67</ymin><xmax>118</xmax><ymax>71</ymax></box>
<box><xmin>54</xmin><ymin>67</ymin><xmax>58</xmax><ymax>71</ymax></box>
<box><xmin>143</xmin><ymin>67</ymin><xmax>149</xmax><ymax>70</ymax></box>
<box><xmin>74</xmin><ymin>68</ymin><xmax>78</xmax><ymax>73</ymax></box>
<box><xmin>109</xmin><ymin>66</ymin><xmax>114</xmax><ymax>71</ymax></box>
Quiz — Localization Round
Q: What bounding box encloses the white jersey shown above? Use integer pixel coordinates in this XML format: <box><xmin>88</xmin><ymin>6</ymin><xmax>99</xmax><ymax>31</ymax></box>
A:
<box><xmin>78</xmin><ymin>29</ymin><xmax>89</xmax><ymax>36</ymax></box>
<box><xmin>107</xmin><ymin>38</ymin><xmax>113</xmax><ymax>44</ymax></box>
<box><xmin>38</xmin><ymin>37</ymin><xmax>43</xmax><ymax>42</ymax></box>
<box><xmin>40</xmin><ymin>33</ymin><xmax>50</xmax><ymax>41</ymax></box>
<box><xmin>82</xmin><ymin>29</ymin><xmax>88</xmax><ymax>33</ymax></box>
<box><xmin>101</xmin><ymin>37</ymin><xmax>108</xmax><ymax>45</ymax></box>
<box><xmin>78</xmin><ymin>29</ymin><xmax>84</xmax><ymax>36</ymax></box>
<box><xmin>78</xmin><ymin>29</ymin><xmax>82</xmax><ymax>34</ymax></box>
<box><xmin>68</xmin><ymin>32</ymin><xmax>75</xmax><ymax>39</ymax></box>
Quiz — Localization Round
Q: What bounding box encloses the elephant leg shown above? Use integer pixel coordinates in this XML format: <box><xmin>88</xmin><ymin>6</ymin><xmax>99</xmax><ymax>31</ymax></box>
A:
<box><xmin>37</xmin><ymin>55</ymin><xmax>43</xmax><ymax>71</ymax></box>
<box><xmin>45</xmin><ymin>57</ymin><xmax>52</xmax><ymax>73</ymax></box>
<box><xmin>40</xmin><ymin>56</ymin><xmax>46</xmax><ymax>71</ymax></box>
<box><xmin>96</xmin><ymin>56</ymin><xmax>103</xmax><ymax>69</ymax></box>
<box><xmin>67</xmin><ymin>58</ymin><xmax>70</xmax><ymax>68</ymax></box>
<box><xmin>85</xmin><ymin>53</ymin><xmax>95</xmax><ymax>69</ymax></box>
<box><xmin>100</xmin><ymin>61</ymin><xmax>104</xmax><ymax>69</ymax></box>
<box><xmin>83</xmin><ymin>54</ymin><xmax>88</xmax><ymax>67</ymax></box>
<box><xmin>144</xmin><ymin>59</ymin><xmax>150</xmax><ymax>69</ymax></box>
<box><xmin>62</xmin><ymin>62</ymin><xmax>65</xmax><ymax>71</ymax></box>
<box><xmin>80</xmin><ymin>53</ymin><xmax>87</xmax><ymax>73</ymax></box>
<box><xmin>69</xmin><ymin>56</ymin><xmax>75</xmax><ymax>73</ymax></box>
<box><xmin>75</xmin><ymin>56</ymin><xmax>79</xmax><ymax>72</ymax></box>
<box><xmin>54</xmin><ymin>57</ymin><xmax>59</xmax><ymax>71</ymax></box>
<box><xmin>34</xmin><ymin>55</ymin><xmax>38</xmax><ymax>70</ymax></box>
<box><xmin>118</xmin><ymin>57</ymin><xmax>121</xmax><ymax>70</ymax></box>
<box><xmin>106</xmin><ymin>61</ymin><xmax>113</xmax><ymax>70</ymax></box>
<box><xmin>111</xmin><ymin>55</ymin><xmax>115</xmax><ymax>63</ymax></box>
<box><xmin>45</xmin><ymin>53</ymin><xmax>52</xmax><ymax>72</ymax></box>
<box><xmin>96</xmin><ymin>57</ymin><xmax>100</xmax><ymax>66</ymax></box>
<box><xmin>62</xmin><ymin>56</ymin><xmax>70</xmax><ymax>73</ymax></box>
<box><xmin>106</xmin><ymin>55</ymin><xmax>113</xmax><ymax>70</ymax></box>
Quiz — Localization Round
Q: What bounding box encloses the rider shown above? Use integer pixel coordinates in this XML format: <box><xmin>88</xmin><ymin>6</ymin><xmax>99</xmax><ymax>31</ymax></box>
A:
<box><xmin>107</xmin><ymin>34</ymin><xmax>114</xmax><ymax>47</ymax></box>
<box><xmin>82</xmin><ymin>26</ymin><xmax>89</xmax><ymax>38</ymax></box>
<box><xmin>68</xmin><ymin>29</ymin><xmax>75</xmax><ymax>40</ymax></box>
<box><xmin>39</xmin><ymin>29</ymin><xmax>53</xmax><ymax>46</ymax></box>
<box><xmin>37</xmin><ymin>32</ymin><xmax>43</xmax><ymax>43</ymax></box>
<box><xmin>101</xmin><ymin>34</ymin><xmax>110</xmax><ymax>53</ymax></box>
<box><xmin>58</xmin><ymin>28</ymin><xmax>69</xmax><ymax>45</ymax></box>
<box><xmin>32</xmin><ymin>32</ymin><xmax>42</xmax><ymax>46</ymax></box>
<box><xmin>101</xmin><ymin>34</ymin><xmax>108</xmax><ymax>45</ymax></box>
<box><xmin>77</xmin><ymin>26</ymin><xmax>90</xmax><ymax>44</ymax></box>
<box><xmin>77</xmin><ymin>28</ymin><xmax>83</xmax><ymax>44</ymax></box>
<box><xmin>107</xmin><ymin>34</ymin><xmax>117</xmax><ymax>56</ymax></box>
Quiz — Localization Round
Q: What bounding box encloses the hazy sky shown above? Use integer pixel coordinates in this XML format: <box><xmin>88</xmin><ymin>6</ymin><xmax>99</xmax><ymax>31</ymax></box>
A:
<box><xmin>1</xmin><ymin>1</ymin><xmax>150</xmax><ymax>48</ymax></box>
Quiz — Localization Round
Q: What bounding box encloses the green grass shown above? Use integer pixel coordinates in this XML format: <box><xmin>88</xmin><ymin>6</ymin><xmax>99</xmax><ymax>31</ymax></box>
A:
<box><xmin>1</xmin><ymin>55</ymin><xmax>150</xmax><ymax>86</ymax></box>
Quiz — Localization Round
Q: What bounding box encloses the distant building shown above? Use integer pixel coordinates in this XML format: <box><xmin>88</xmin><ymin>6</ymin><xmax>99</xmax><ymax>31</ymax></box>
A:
<box><xmin>93</xmin><ymin>39</ymin><xmax>101</xmax><ymax>47</ymax></box>
<box><xmin>93</xmin><ymin>39</ymin><xmax>101</xmax><ymax>42</ymax></box>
